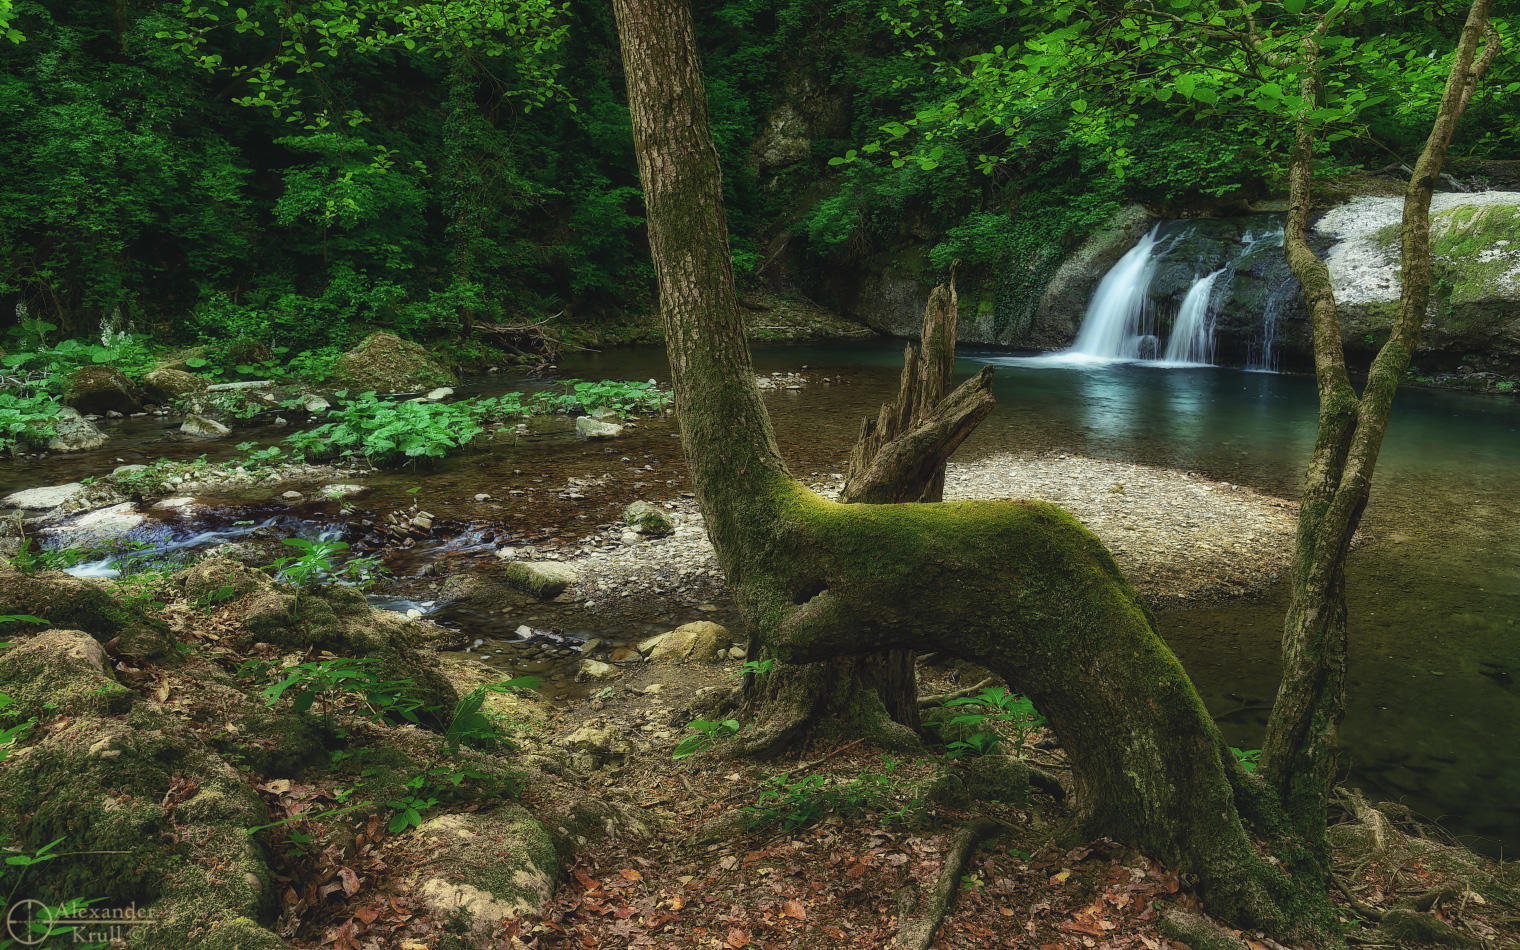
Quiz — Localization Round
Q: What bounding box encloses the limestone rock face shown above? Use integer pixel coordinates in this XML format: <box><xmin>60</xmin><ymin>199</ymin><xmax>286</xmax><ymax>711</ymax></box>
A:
<box><xmin>643</xmin><ymin>620</ymin><xmax>730</xmax><ymax>664</ymax></box>
<box><xmin>64</xmin><ymin>365</ymin><xmax>142</xmax><ymax>414</ymax></box>
<box><xmin>46</xmin><ymin>407</ymin><xmax>107</xmax><ymax>452</ymax></box>
<box><xmin>334</xmin><ymin>332</ymin><xmax>457</xmax><ymax>392</ymax></box>
<box><xmin>142</xmin><ymin>367</ymin><xmax>210</xmax><ymax>403</ymax></box>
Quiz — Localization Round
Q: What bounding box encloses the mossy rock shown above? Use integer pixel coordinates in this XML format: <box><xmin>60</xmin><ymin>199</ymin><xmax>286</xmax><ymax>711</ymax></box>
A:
<box><xmin>334</xmin><ymin>332</ymin><xmax>457</xmax><ymax>392</ymax></box>
<box><xmin>415</xmin><ymin>805</ymin><xmax>559</xmax><ymax>936</ymax></box>
<box><xmin>642</xmin><ymin>621</ymin><xmax>730</xmax><ymax>664</ymax></box>
<box><xmin>142</xmin><ymin>368</ymin><xmax>210</xmax><ymax>404</ymax></box>
<box><xmin>64</xmin><ymin>365</ymin><xmax>143</xmax><ymax>415</ymax></box>
<box><xmin>0</xmin><ymin>710</ymin><xmax>278</xmax><ymax>944</ymax></box>
<box><xmin>0</xmin><ymin>563</ymin><xmax>170</xmax><ymax>657</ymax></box>
<box><xmin>502</xmin><ymin>561</ymin><xmax>577</xmax><ymax>599</ymax></box>
<box><xmin>0</xmin><ymin>628</ymin><xmax>132</xmax><ymax>721</ymax></box>
<box><xmin>179</xmin><ymin>556</ymin><xmax>275</xmax><ymax>604</ymax></box>
<box><xmin>624</xmin><ymin>500</ymin><xmax>674</xmax><ymax>537</ymax></box>
<box><xmin>925</xmin><ymin>754</ymin><xmax>1031</xmax><ymax>808</ymax></box>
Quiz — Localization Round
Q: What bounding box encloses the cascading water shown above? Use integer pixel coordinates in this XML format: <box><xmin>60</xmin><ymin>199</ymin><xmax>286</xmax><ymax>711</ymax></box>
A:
<box><xmin>1162</xmin><ymin>268</ymin><xmax>1224</xmax><ymax>365</ymax></box>
<box><xmin>1067</xmin><ymin>226</ymin><xmax>1164</xmax><ymax>360</ymax></box>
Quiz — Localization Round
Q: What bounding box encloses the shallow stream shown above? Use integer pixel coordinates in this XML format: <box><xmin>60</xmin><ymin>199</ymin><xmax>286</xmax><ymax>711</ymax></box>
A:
<box><xmin>3</xmin><ymin>340</ymin><xmax>1516</xmax><ymax>854</ymax></box>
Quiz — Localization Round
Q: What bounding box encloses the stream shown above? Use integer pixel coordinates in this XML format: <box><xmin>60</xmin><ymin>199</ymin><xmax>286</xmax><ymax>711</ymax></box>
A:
<box><xmin>2</xmin><ymin>340</ymin><xmax>1517</xmax><ymax>855</ymax></box>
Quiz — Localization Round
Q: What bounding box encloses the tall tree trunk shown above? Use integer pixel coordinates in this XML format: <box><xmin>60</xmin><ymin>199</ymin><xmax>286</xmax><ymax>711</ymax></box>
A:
<box><xmin>443</xmin><ymin>54</ymin><xmax>486</xmax><ymax>336</ymax></box>
<box><xmin>1261</xmin><ymin>1</ymin><xmax>1500</xmax><ymax>854</ymax></box>
<box><xmin>612</xmin><ymin>0</ymin><xmax>1335</xmax><ymax>941</ymax></box>
<box><xmin>741</xmin><ymin>278</ymin><xmax>996</xmax><ymax>754</ymax></box>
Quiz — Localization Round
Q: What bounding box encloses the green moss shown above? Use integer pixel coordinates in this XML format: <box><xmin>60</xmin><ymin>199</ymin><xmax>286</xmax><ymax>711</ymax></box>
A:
<box><xmin>0</xmin><ymin>629</ymin><xmax>131</xmax><ymax>721</ymax></box>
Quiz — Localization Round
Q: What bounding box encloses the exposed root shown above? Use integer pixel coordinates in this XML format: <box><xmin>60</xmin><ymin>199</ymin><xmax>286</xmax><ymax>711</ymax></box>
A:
<box><xmin>893</xmin><ymin>817</ymin><xmax>1009</xmax><ymax>950</ymax></box>
<box><xmin>917</xmin><ymin>677</ymin><xmax>996</xmax><ymax>707</ymax></box>
<box><xmin>1157</xmin><ymin>909</ymin><xmax>1253</xmax><ymax>950</ymax></box>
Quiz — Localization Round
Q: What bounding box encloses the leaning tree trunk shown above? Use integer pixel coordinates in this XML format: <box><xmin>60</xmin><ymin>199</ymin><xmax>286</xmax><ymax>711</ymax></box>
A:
<box><xmin>611</xmin><ymin>0</ymin><xmax>1336</xmax><ymax>941</ymax></box>
<box><xmin>1261</xmin><ymin>1</ymin><xmax>1500</xmax><ymax>856</ymax></box>
<box><xmin>741</xmin><ymin>278</ymin><xmax>996</xmax><ymax>754</ymax></box>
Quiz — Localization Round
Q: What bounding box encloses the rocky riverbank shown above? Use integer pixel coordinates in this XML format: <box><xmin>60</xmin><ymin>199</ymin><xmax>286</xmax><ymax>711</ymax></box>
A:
<box><xmin>567</xmin><ymin>453</ymin><xmax>1299</xmax><ymax>612</ymax></box>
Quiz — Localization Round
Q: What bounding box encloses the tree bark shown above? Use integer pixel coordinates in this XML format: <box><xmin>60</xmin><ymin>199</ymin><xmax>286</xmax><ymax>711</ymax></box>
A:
<box><xmin>741</xmin><ymin>280</ymin><xmax>997</xmax><ymax>754</ymax></box>
<box><xmin>612</xmin><ymin>0</ymin><xmax>1336</xmax><ymax>941</ymax></box>
<box><xmin>1261</xmin><ymin>1</ymin><xmax>1500</xmax><ymax>853</ymax></box>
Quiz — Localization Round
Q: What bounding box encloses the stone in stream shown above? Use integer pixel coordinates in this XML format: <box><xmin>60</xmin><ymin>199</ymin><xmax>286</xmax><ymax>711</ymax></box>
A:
<box><xmin>141</xmin><ymin>367</ymin><xmax>209</xmax><ymax>403</ymax></box>
<box><xmin>502</xmin><ymin>561</ymin><xmax>577</xmax><ymax>599</ymax></box>
<box><xmin>181</xmin><ymin>413</ymin><xmax>231</xmax><ymax>439</ymax></box>
<box><xmin>623</xmin><ymin>500</ymin><xmax>674</xmax><ymax>537</ymax></box>
<box><xmin>40</xmin><ymin>502</ymin><xmax>146</xmax><ymax>547</ymax></box>
<box><xmin>577</xmin><ymin>658</ymin><xmax>620</xmax><ymax>681</ymax></box>
<box><xmin>302</xmin><ymin>394</ymin><xmax>331</xmax><ymax>413</ymax></box>
<box><xmin>63</xmin><ymin>365</ymin><xmax>142</xmax><ymax>415</ymax></box>
<box><xmin>425</xmin><ymin>386</ymin><xmax>455</xmax><ymax>402</ymax></box>
<box><xmin>640</xmin><ymin>621</ymin><xmax>730</xmax><ymax>664</ymax></box>
<box><xmin>575</xmin><ymin>416</ymin><xmax>623</xmax><ymax>440</ymax></box>
<box><xmin>46</xmin><ymin>407</ymin><xmax>107</xmax><ymax>452</ymax></box>
<box><xmin>2</xmin><ymin>482</ymin><xmax>83</xmax><ymax>510</ymax></box>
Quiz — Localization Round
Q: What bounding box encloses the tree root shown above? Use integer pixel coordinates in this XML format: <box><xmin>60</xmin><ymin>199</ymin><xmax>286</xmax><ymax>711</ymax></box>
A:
<box><xmin>917</xmin><ymin>677</ymin><xmax>996</xmax><ymax>707</ymax></box>
<box><xmin>1157</xmin><ymin>909</ymin><xmax>1253</xmax><ymax>950</ymax></box>
<box><xmin>893</xmin><ymin>817</ymin><xmax>1009</xmax><ymax>950</ymax></box>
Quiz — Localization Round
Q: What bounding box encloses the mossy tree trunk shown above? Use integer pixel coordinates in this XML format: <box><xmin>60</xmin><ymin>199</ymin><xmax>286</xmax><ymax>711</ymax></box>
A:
<box><xmin>611</xmin><ymin>0</ymin><xmax>1337</xmax><ymax>941</ymax></box>
<box><xmin>741</xmin><ymin>277</ymin><xmax>997</xmax><ymax>754</ymax></box>
<box><xmin>1261</xmin><ymin>2</ymin><xmax>1500</xmax><ymax>856</ymax></box>
<box><xmin>443</xmin><ymin>53</ymin><xmax>488</xmax><ymax>337</ymax></box>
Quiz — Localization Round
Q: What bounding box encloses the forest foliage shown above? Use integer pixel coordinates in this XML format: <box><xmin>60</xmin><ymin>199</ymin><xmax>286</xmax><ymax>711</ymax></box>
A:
<box><xmin>0</xmin><ymin>0</ymin><xmax>1515</xmax><ymax>352</ymax></box>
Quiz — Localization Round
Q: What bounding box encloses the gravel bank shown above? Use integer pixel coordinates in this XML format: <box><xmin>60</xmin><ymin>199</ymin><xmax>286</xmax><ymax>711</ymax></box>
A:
<box><xmin>566</xmin><ymin>453</ymin><xmax>1299</xmax><ymax>611</ymax></box>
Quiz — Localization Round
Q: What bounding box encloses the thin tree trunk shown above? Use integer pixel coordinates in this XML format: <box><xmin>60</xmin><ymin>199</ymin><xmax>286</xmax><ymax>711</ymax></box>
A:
<box><xmin>1261</xmin><ymin>1</ymin><xmax>1500</xmax><ymax>852</ymax></box>
<box><xmin>612</xmin><ymin>0</ymin><xmax>1336</xmax><ymax>940</ymax></box>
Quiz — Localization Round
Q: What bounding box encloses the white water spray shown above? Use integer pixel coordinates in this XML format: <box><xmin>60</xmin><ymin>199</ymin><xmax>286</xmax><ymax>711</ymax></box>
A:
<box><xmin>1162</xmin><ymin>269</ymin><xmax>1224</xmax><ymax>364</ymax></box>
<box><xmin>1068</xmin><ymin>226</ymin><xmax>1163</xmax><ymax>360</ymax></box>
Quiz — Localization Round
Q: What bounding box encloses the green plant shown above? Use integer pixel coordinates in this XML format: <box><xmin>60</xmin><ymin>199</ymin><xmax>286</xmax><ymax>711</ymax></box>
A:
<box><xmin>745</xmin><ymin>756</ymin><xmax>915</xmax><ymax>831</ymax></box>
<box><xmin>260</xmin><ymin>657</ymin><xmax>425</xmax><ymax>726</ymax></box>
<box><xmin>941</xmin><ymin>687</ymin><xmax>1046</xmax><ymax>759</ymax></box>
<box><xmin>1230</xmin><ymin>747</ymin><xmax>1262</xmax><ymax>773</ymax></box>
<box><xmin>671</xmin><ymin>718</ymin><xmax>740</xmax><ymax>760</ymax></box>
<box><xmin>729</xmin><ymin>657</ymin><xmax>775</xmax><ymax>680</ymax></box>
<box><xmin>282</xmin><ymin>391</ymin><xmax>483</xmax><ymax>466</ymax></box>
<box><xmin>264</xmin><ymin>537</ymin><xmax>379</xmax><ymax>589</ymax></box>
<box><xmin>443</xmin><ymin>676</ymin><xmax>541</xmax><ymax>753</ymax></box>
<box><xmin>0</xmin><ymin>391</ymin><xmax>60</xmax><ymax>452</ymax></box>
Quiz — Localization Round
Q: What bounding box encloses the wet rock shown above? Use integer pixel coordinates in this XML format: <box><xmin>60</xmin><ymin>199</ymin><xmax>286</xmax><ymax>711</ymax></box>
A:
<box><xmin>624</xmin><ymin>500</ymin><xmax>674</xmax><ymax>537</ymax></box>
<box><xmin>438</xmin><ymin>567</ymin><xmax>529</xmax><ymax>613</ymax></box>
<box><xmin>642</xmin><ymin>621</ymin><xmax>730</xmax><ymax>664</ymax></box>
<box><xmin>503</xmin><ymin>561</ymin><xmax>577</xmax><ymax>599</ymax></box>
<box><xmin>334</xmin><ymin>332</ymin><xmax>457</xmax><ymax>392</ymax></box>
<box><xmin>577</xmin><ymin>658</ymin><xmax>620</xmax><ymax>681</ymax></box>
<box><xmin>415</xmin><ymin>806</ymin><xmax>558</xmax><ymax>936</ymax></box>
<box><xmin>575</xmin><ymin>416</ymin><xmax>623</xmax><ymax>440</ymax></box>
<box><xmin>2</xmin><ymin>481</ymin><xmax>83</xmax><ymax>510</ymax></box>
<box><xmin>317</xmin><ymin>483</ymin><xmax>367</xmax><ymax>500</ymax></box>
<box><xmin>46</xmin><ymin>407</ymin><xmax>107</xmax><ymax>452</ymax></box>
<box><xmin>280</xmin><ymin>489</ymin><xmax>303</xmax><ymax>501</ymax></box>
<box><xmin>302</xmin><ymin>394</ymin><xmax>331</xmax><ymax>413</ymax></box>
<box><xmin>63</xmin><ymin>365</ymin><xmax>142</xmax><ymax>415</ymax></box>
<box><xmin>424</xmin><ymin>386</ymin><xmax>454</xmax><ymax>402</ymax></box>
<box><xmin>40</xmin><ymin>501</ymin><xmax>146</xmax><ymax>547</ymax></box>
<box><xmin>181</xmin><ymin>413</ymin><xmax>232</xmax><ymax>439</ymax></box>
<box><xmin>142</xmin><ymin>367</ymin><xmax>210</xmax><ymax>403</ymax></box>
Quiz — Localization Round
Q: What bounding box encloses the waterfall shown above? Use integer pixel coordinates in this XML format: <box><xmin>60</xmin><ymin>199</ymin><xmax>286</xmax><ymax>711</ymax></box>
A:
<box><xmin>1162</xmin><ymin>269</ymin><xmax>1224</xmax><ymax>364</ymax></box>
<box><xmin>1068</xmin><ymin>225</ymin><xmax>1163</xmax><ymax>360</ymax></box>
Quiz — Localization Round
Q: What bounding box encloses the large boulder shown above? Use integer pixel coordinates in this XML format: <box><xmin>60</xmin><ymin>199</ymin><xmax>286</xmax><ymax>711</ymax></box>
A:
<box><xmin>63</xmin><ymin>365</ymin><xmax>142</xmax><ymax>414</ymax></box>
<box><xmin>0</xmin><ymin>562</ymin><xmax>169</xmax><ymax>657</ymax></box>
<box><xmin>640</xmin><ymin>620</ymin><xmax>730</xmax><ymax>664</ymax></box>
<box><xmin>46</xmin><ymin>406</ymin><xmax>107</xmax><ymax>452</ymax></box>
<box><xmin>334</xmin><ymin>332</ymin><xmax>457</xmax><ymax>392</ymax></box>
<box><xmin>142</xmin><ymin>367</ymin><xmax>210</xmax><ymax>403</ymax></box>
